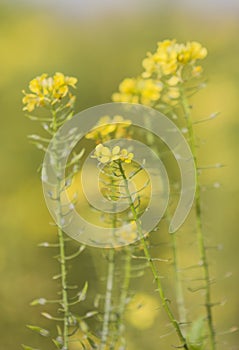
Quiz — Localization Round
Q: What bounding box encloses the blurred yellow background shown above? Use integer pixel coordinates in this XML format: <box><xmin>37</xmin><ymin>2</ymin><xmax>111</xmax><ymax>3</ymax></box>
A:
<box><xmin>0</xmin><ymin>1</ymin><xmax>238</xmax><ymax>349</ymax></box>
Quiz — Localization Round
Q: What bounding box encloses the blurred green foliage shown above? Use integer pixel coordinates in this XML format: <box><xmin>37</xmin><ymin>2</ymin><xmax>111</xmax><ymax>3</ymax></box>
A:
<box><xmin>0</xmin><ymin>2</ymin><xmax>238</xmax><ymax>349</ymax></box>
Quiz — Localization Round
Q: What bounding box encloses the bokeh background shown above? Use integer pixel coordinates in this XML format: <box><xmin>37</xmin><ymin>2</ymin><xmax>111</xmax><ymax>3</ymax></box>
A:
<box><xmin>0</xmin><ymin>0</ymin><xmax>238</xmax><ymax>349</ymax></box>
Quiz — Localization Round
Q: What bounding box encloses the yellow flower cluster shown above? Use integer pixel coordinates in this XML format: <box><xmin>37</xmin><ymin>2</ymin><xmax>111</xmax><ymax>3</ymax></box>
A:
<box><xmin>112</xmin><ymin>40</ymin><xmax>207</xmax><ymax>106</ymax></box>
<box><xmin>92</xmin><ymin>144</ymin><xmax>134</xmax><ymax>164</ymax></box>
<box><xmin>142</xmin><ymin>39</ymin><xmax>207</xmax><ymax>79</ymax></box>
<box><xmin>22</xmin><ymin>72</ymin><xmax>77</xmax><ymax>112</ymax></box>
<box><xmin>112</xmin><ymin>77</ymin><xmax>162</xmax><ymax>106</ymax></box>
<box><xmin>85</xmin><ymin>115</ymin><xmax>132</xmax><ymax>143</ymax></box>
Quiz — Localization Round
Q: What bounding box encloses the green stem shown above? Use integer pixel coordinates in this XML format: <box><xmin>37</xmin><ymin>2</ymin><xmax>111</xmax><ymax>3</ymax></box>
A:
<box><xmin>148</xmin><ymin>116</ymin><xmax>187</xmax><ymax>335</ymax></box>
<box><xmin>52</xmin><ymin>109</ymin><xmax>70</xmax><ymax>349</ymax></box>
<box><xmin>181</xmin><ymin>93</ymin><xmax>216</xmax><ymax>350</ymax></box>
<box><xmin>118</xmin><ymin>161</ymin><xmax>188</xmax><ymax>350</ymax></box>
<box><xmin>100</xmin><ymin>248</ymin><xmax>115</xmax><ymax>350</ymax></box>
<box><xmin>116</xmin><ymin>247</ymin><xmax>132</xmax><ymax>349</ymax></box>
<box><xmin>57</xmin><ymin>226</ymin><xmax>69</xmax><ymax>348</ymax></box>
<box><xmin>171</xmin><ymin>232</ymin><xmax>187</xmax><ymax>328</ymax></box>
<box><xmin>100</xmin><ymin>173</ymin><xmax>119</xmax><ymax>350</ymax></box>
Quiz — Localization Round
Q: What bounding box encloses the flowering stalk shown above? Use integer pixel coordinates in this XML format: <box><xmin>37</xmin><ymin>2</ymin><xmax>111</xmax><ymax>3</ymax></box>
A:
<box><xmin>112</xmin><ymin>39</ymin><xmax>214</xmax><ymax>348</ymax></box>
<box><xmin>100</xmin><ymin>165</ymin><xmax>132</xmax><ymax>350</ymax></box>
<box><xmin>51</xmin><ymin>107</ymin><xmax>70</xmax><ymax>349</ymax></box>
<box><xmin>145</xmin><ymin>112</ymin><xmax>188</xmax><ymax>330</ymax></box>
<box><xmin>22</xmin><ymin>73</ymin><xmax>93</xmax><ymax>349</ymax></box>
<box><xmin>92</xmin><ymin>143</ymin><xmax>188</xmax><ymax>348</ymax></box>
<box><xmin>117</xmin><ymin>160</ymin><xmax>189</xmax><ymax>349</ymax></box>
<box><xmin>87</xmin><ymin>117</ymin><xmax>134</xmax><ymax>348</ymax></box>
<box><xmin>181</xmin><ymin>91</ymin><xmax>216</xmax><ymax>349</ymax></box>
<box><xmin>100</xmin><ymin>192</ymin><xmax>117</xmax><ymax>350</ymax></box>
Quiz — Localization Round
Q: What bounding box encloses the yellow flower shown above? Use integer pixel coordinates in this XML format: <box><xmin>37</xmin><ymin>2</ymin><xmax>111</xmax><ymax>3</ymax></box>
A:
<box><xmin>141</xmin><ymin>55</ymin><xmax>155</xmax><ymax>79</ymax></box>
<box><xmin>92</xmin><ymin>144</ymin><xmax>121</xmax><ymax>163</ymax></box>
<box><xmin>178</xmin><ymin>41</ymin><xmax>207</xmax><ymax>63</ymax></box>
<box><xmin>167</xmin><ymin>75</ymin><xmax>180</xmax><ymax>86</ymax></box>
<box><xmin>142</xmin><ymin>39</ymin><xmax>207</xmax><ymax>79</ymax></box>
<box><xmin>167</xmin><ymin>87</ymin><xmax>180</xmax><ymax>99</ymax></box>
<box><xmin>54</xmin><ymin>72</ymin><xmax>77</xmax><ymax>88</ymax></box>
<box><xmin>29</xmin><ymin>73</ymin><xmax>48</xmax><ymax>95</ymax></box>
<box><xmin>187</xmin><ymin>41</ymin><xmax>207</xmax><ymax>60</ymax></box>
<box><xmin>192</xmin><ymin>65</ymin><xmax>203</xmax><ymax>76</ymax></box>
<box><xmin>113</xmin><ymin>115</ymin><xmax>132</xmax><ymax>126</ymax></box>
<box><xmin>85</xmin><ymin>115</ymin><xmax>132</xmax><ymax>143</ymax></box>
<box><xmin>155</xmin><ymin>40</ymin><xmax>178</xmax><ymax>75</ymax></box>
<box><xmin>91</xmin><ymin>144</ymin><xmax>134</xmax><ymax>164</ymax></box>
<box><xmin>120</xmin><ymin>148</ymin><xmax>134</xmax><ymax>163</ymax></box>
<box><xmin>22</xmin><ymin>92</ymin><xmax>45</xmax><ymax>112</ymax></box>
<box><xmin>112</xmin><ymin>77</ymin><xmax>162</xmax><ymax>106</ymax></box>
<box><xmin>22</xmin><ymin>72</ymin><xmax>77</xmax><ymax>112</ymax></box>
<box><xmin>142</xmin><ymin>39</ymin><xmax>178</xmax><ymax>78</ymax></box>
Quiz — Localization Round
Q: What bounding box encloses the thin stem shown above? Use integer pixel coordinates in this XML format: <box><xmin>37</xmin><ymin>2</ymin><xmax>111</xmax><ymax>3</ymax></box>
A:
<box><xmin>148</xmin><ymin>117</ymin><xmax>187</xmax><ymax>334</ymax></box>
<box><xmin>181</xmin><ymin>93</ymin><xmax>216</xmax><ymax>350</ymax></box>
<box><xmin>171</xmin><ymin>232</ymin><xmax>187</xmax><ymax>328</ymax></box>
<box><xmin>100</xmin><ymin>173</ymin><xmax>118</xmax><ymax>350</ymax></box>
<box><xmin>100</xmin><ymin>248</ymin><xmax>115</xmax><ymax>350</ymax></box>
<box><xmin>52</xmin><ymin>109</ymin><xmax>70</xmax><ymax>349</ymax></box>
<box><xmin>118</xmin><ymin>161</ymin><xmax>188</xmax><ymax>350</ymax></box>
<box><xmin>57</xmin><ymin>226</ymin><xmax>69</xmax><ymax>348</ymax></box>
<box><xmin>116</xmin><ymin>247</ymin><xmax>132</xmax><ymax>349</ymax></box>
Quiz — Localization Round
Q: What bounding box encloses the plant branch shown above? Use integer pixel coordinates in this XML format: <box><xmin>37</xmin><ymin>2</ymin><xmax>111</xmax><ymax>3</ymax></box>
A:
<box><xmin>171</xmin><ymin>232</ymin><xmax>187</xmax><ymax>329</ymax></box>
<box><xmin>100</xmin><ymin>248</ymin><xmax>115</xmax><ymax>350</ymax></box>
<box><xmin>118</xmin><ymin>161</ymin><xmax>188</xmax><ymax>350</ymax></box>
<box><xmin>52</xmin><ymin>109</ymin><xmax>70</xmax><ymax>349</ymax></box>
<box><xmin>181</xmin><ymin>92</ymin><xmax>216</xmax><ymax>350</ymax></box>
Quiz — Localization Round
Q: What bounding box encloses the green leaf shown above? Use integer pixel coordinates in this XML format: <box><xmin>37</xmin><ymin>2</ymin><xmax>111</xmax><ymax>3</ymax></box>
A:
<box><xmin>84</xmin><ymin>311</ymin><xmax>98</xmax><ymax>318</ymax></box>
<box><xmin>38</xmin><ymin>242</ymin><xmax>59</xmax><ymax>248</ymax></box>
<box><xmin>65</xmin><ymin>246</ymin><xmax>86</xmax><ymax>260</ymax></box>
<box><xmin>41</xmin><ymin>312</ymin><xmax>53</xmax><ymax>319</ymax></box>
<box><xmin>78</xmin><ymin>281</ymin><xmax>88</xmax><ymax>302</ymax></box>
<box><xmin>56</xmin><ymin>325</ymin><xmax>62</xmax><ymax>336</ymax></box>
<box><xmin>52</xmin><ymin>337</ymin><xmax>63</xmax><ymax>349</ymax></box>
<box><xmin>41</xmin><ymin>312</ymin><xmax>63</xmax><ymax>321</ymax></box>
<box><xmin>187</xmin><ymin>317</ymin><xmax>205</xmax><ymax>350</ymax></box>
<box><xmin>79</xmin><ymin>320</ymin><xmax>89</xmax><ymax>333</ymax></box>
<box><xmin>27</xmin><ymin>325</ymin><xmax>50</xmax><ymax>337</ymax></box>
<box><xmin>21</xmin><ymin>345</ymin><xmax>40</xmax><ymax>350</ymax></box>
<box><xmin>30</xmin><ymin>298</ymin><xmax>47</xmax><ymax>306</ymax></box>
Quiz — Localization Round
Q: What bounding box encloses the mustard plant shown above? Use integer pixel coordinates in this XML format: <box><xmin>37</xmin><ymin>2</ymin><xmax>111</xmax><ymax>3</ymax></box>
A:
<box><xmin>22</xmin><ymin>73</ymin><xmax>98</xmax><ymax>350</ymax></box>
<box><xmin>85</xmin><ymin>118</ymin><xmax>134</xmax><ymax>349</ymax></box>
<box><xmin>112</xmin><ymin>39</ymin><xmax>217</xmax><ymax>349</ymax></box>
<box><xmin>22</xmin><ymin>39</ymin><xmax>220</xmax><ymax>350</ymax></box>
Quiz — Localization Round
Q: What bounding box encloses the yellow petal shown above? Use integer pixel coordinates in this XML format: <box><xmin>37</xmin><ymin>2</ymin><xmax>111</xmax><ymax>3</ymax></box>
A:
<box><xmin>112</xmin><ymin>146</ymin><xmax>120</xmax><ymax>155</ymax></box>
<box><xmin>101</xmin><ymin>146</ymin><xmax>111</xmax><ymax>156</ymax></box>
<box><xmin>100</xmin><ymin>156</ymin><xmax>110</xmax><ymax>163</ymax></box>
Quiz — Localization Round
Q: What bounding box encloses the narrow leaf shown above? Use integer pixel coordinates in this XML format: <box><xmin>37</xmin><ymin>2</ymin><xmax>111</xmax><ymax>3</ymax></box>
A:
<box><xmin>30</xmin><ymin>298</ymin><xmax>47</xmax><ymax>306</ymax></box>
<box><xmin>27</xmin><ymin>325</ymin><xmax>50</xmax><ymax>337</ymax></box>
<box><xmin>22</xmin><ymin>345</ymin><xmax>40</xmax><ymax>350</ymax></box>
<box><xmin>52</xmin><ymin>337</ymin><xmax>63</xmax><ymax>349</ymax></box>
<box><xmin>84</xmin><ymin>311</ymin><xmax>98</xmax><ymax>318</ymax></box>
<box><xmin>78</xmin><ymin>281</ymin><xmax>88</xmax><ymax>302</ymax></box>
